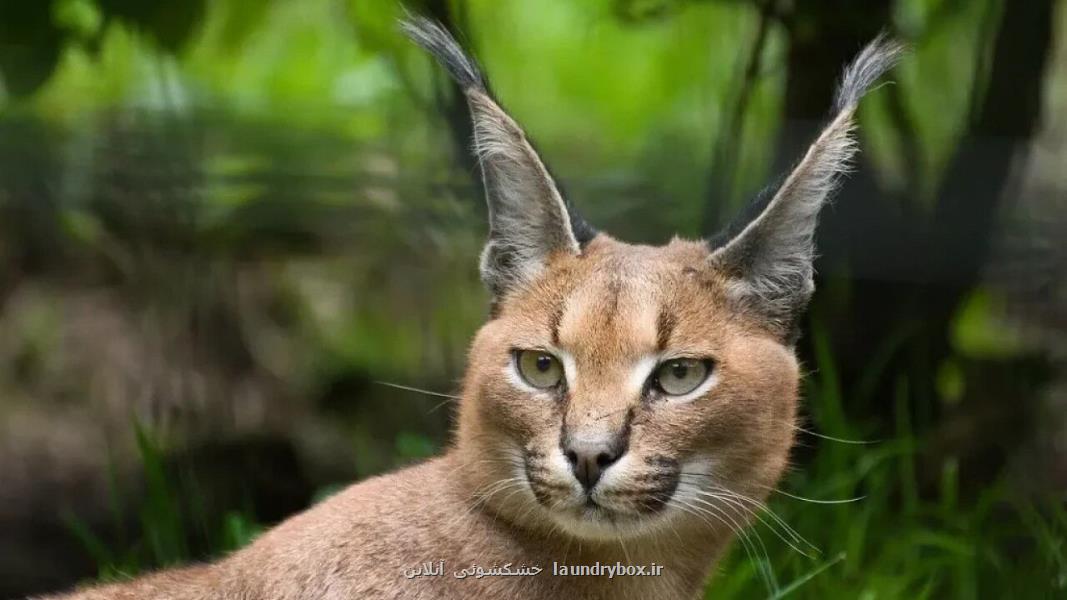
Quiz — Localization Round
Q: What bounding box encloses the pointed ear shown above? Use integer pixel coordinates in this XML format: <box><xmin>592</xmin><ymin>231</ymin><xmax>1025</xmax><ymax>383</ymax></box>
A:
<box><xmin>708</xmin><ymin>35</ymin><xmax>905</xmax><ymax>339</ymax></box>
<box><xmin>402</xmin><ymin>16</ymin><xmax>595</xmax><ymax>301</ymax></box>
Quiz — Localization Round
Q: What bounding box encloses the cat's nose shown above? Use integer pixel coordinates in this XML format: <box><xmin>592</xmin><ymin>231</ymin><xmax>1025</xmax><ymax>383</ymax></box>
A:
<box><xmin>563</xmin><ymin>439</ymin><xmax>623</xmax><ymax>492</ymax></box>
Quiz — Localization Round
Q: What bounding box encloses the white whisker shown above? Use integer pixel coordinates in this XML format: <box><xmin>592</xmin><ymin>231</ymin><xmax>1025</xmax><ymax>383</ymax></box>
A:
<box><xmin>673</xmin><ymin>485</ymin><xmax>777</xmax><ymax>594</ymax></box>
<box><xmin>694</xmin><ymin>491</ymin><xmax>815</xmax><ymax>559</ymax></box>
<box><xmin>677</xmin><ymin>472</ymin><xmax>818</xmax><ymax>554</ymax></box>
<box><xmin>773</xmin><ymin>488</ymin><xmax>866</xmax><ymax>504</ymax></box>
<box><xmin>373</xmin><ymin>381</ymin><xmax>461</xmax><ymax>413</ymax></box>
<box><xmin>792</xmin><ymin>424</ymin><xmax>879</xmax><ymax>445</ymax></box>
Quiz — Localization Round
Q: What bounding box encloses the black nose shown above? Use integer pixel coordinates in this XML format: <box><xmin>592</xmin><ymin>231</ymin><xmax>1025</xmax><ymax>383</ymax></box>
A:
<box><xmin>563</xmin><ymin>439</ymin><xmax>623</xmax><ymax>492</ymax></box>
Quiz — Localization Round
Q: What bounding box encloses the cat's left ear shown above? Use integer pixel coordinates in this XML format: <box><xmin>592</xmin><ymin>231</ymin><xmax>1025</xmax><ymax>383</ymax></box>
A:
<box><xmin>708</xmin><ymin>36</ymin><xmax>905</xmax><ymax>339</ymax></box>
<box><xmin>402</xmin><ymin>16</ymin><xmax>595</xmax><ymax>301</ymax></box>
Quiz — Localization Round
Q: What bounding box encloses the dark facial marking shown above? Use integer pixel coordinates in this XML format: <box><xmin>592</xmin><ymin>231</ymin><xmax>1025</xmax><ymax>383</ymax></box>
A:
<box><xmin>639</xmin><ymin>455</ymin><xmax>681</xmax><ymax>513</ymax></box>
<box><xmin>599</xmin><ymin>273</ymin><xmax>623</xmax><ymax>329</ymax></box>
<box><xmin>656</xmin><ymin>307</ymin><xmax>677</xmax><ymax>352</ymax></box>
<box><xmin>524</xmin><ymin>451</ymin><xmax>570</xmax><ymax>505</ymax></box>
<box><xmin>549</xmin><ymin>300</ymin><xmax>565</xmax><ymax>346</ymax></box>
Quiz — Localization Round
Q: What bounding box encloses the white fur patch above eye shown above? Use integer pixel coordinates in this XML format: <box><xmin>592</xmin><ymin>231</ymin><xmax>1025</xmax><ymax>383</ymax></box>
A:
<box><xmin>557</xmin><ymin>349</ymin><xmax>577</xmax><ymax>386</ymax></box>
<box><xmin>628</xmin><ymin>355</ymin><xmax>660</xmax><ymax>396</ymax></box>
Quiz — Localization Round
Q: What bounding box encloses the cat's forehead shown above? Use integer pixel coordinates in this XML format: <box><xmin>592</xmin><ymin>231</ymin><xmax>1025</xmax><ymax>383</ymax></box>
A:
<box><xmin>505</xmin><ymin>236</ymin><xmax>724</xmax><ymax>356</ymax></box>
<box><xmin>554</xmin><ymin>266</ymin><xmax>660</xmax><ymax>357</ymax></box>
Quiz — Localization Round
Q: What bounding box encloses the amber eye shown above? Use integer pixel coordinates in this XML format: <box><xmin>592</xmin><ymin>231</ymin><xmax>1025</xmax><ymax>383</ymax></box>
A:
<box><xmin>516</xmin><ymin>350</ymin><xmax>564</xmax><ymax>389</ymax></box>
<box><xmin>653</xmin><ymin>358</ymin><xmax>712</xmax><ymax>396</ymax></box>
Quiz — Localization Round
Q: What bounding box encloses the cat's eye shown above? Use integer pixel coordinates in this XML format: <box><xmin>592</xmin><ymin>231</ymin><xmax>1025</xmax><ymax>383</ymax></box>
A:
<box><xmin>515</xmin><ymin>350</ymin><xmax>564</xmax><ymax>389</ymax></box>
<box><xmin>653</xmin><ymin>358</ymin><xmax>712</xmax><ymax>396</ymax></box>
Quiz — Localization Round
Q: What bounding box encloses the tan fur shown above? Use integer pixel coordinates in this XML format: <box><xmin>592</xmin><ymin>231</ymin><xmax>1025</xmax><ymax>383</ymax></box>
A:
<box><xmin>45</xmin><ymin>235</ymin><xmax>798</xmax><ymax>600</ymax></box>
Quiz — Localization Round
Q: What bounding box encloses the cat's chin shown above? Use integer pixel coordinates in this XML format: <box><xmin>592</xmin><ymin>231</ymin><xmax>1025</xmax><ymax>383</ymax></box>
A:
<box><xmin>538</xmin><ymin>498</ymin><xmax>675</xmax><ymax>541</ymax></box>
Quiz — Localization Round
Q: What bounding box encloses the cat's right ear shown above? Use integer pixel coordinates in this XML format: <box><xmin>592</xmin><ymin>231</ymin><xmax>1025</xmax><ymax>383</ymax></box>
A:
<box><xmin>402</xmin><ymin>16</ymin><xmax>595</xmax><ymax>302</ymax></box>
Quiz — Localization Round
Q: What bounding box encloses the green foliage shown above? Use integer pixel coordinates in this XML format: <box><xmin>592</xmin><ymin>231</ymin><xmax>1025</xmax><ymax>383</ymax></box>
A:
<box><xmin>951</xmin><ymin>289</ymin><xmax>1026</xmax><ymax>359</ymax></box>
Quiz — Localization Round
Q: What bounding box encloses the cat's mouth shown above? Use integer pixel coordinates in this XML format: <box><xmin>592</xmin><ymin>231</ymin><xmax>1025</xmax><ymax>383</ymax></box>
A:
<box><xmin>521</xmin><ymin>452</ymin><xmax>680</xmax><ymax>536</ymax></box>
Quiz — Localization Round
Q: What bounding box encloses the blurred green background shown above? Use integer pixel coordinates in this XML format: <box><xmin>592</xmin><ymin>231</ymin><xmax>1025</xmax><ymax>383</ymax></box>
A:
<box><xmin>0</xmin><ymin>0</ymin><xmax>1065</xmax><ymax>598</ymax></box>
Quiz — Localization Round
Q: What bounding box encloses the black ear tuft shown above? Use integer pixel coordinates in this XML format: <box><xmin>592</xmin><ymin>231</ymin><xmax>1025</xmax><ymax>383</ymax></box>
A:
<box><xmin>400</xmin><ymin>14</ymin><xmax>484</xmax><ymax>91</ymax></box>
<box><xmin>834</xmin><ymin>33</ymin><xmax>906</xmax><ymax>112</ymax></box>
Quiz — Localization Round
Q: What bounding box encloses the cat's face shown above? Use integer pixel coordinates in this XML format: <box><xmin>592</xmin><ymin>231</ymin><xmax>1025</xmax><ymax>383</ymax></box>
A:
<box><xmin>459</xmin><ymin>236</ymin><xmax>798</xmax><ymax>539</ymax></box>
<box><xmin>403</xmin><ymin>15</ymin><xmax>899</xmax><ymax>542</ymax></box>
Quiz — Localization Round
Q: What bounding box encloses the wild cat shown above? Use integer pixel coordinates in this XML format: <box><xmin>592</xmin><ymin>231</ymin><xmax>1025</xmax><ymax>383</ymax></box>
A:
<box><xmin>46</xmin><ymin>16</ymin><xmax>903</xmax><ymax>600</ymax></box>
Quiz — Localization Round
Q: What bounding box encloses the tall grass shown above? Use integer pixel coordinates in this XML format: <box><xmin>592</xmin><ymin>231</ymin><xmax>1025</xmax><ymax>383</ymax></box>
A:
<box><xmin>704</xmin><ymin>320</ymin><xmax>1067</xmax><ymax>599</ymax></box>
<box><xmin>64</xmin><ymin>423</ymin><xmax>261</xmax><ymax>582</ymax></box>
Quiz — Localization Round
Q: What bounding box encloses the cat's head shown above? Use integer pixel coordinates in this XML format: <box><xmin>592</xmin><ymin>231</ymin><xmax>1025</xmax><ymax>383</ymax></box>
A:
<box><xmin>403</xmin><ymin>17</ymin><xmax>902</xmax><ymax>541</ymax></box>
